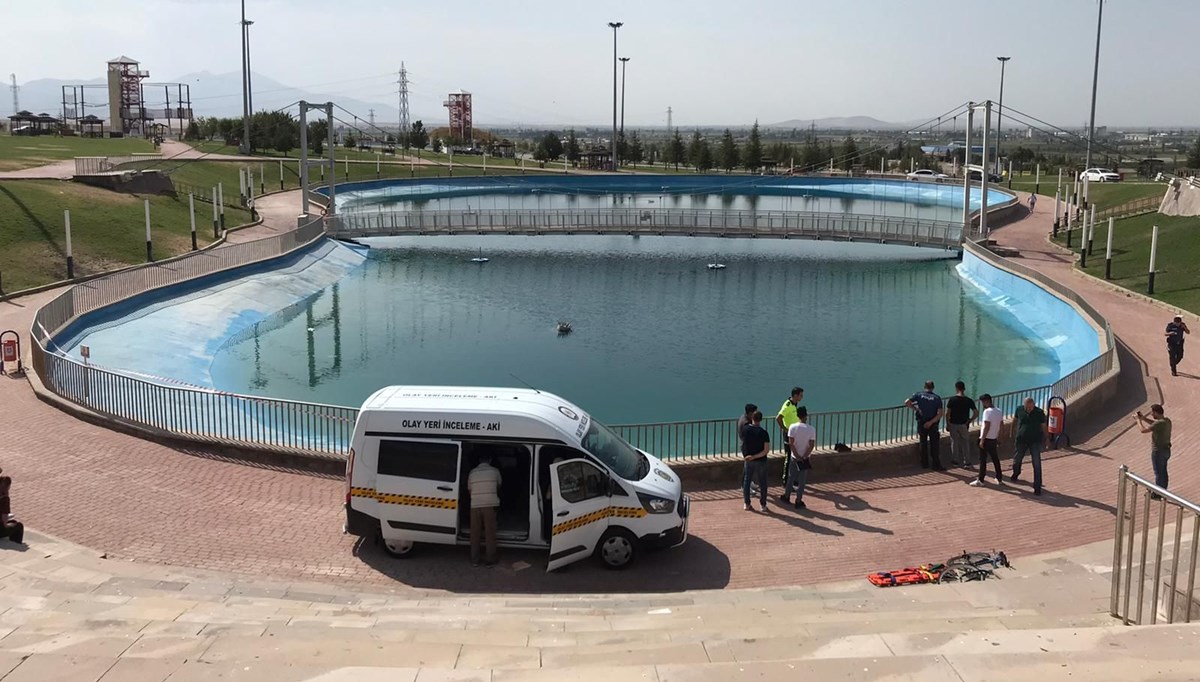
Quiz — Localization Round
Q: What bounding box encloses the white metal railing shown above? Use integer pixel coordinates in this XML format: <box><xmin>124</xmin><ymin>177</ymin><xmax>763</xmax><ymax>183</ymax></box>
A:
<box><xmin>1111</xmin><ymin>466</ymin><xmax>1200</xmax><ymax>625</ymax></box>
<box><xmin>74</xmin><ymin>153</ymin><xmax>162</xmax><ymax>176</ymax></box>
<box><xmin>335</xmin><ymin>208</ymin><xmax>966</xmax><ymax>249</ymax></box>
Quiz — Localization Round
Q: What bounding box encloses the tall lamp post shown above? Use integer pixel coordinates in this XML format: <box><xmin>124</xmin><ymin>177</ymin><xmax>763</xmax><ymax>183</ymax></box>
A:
<box><xmin>1085</xmin><ymin>0</ymin><xmax>1105</xmax><ymax>171</ymax></box>
<box><xmin>240</xmin><ymin>0</ymin><xmax>254</xmax><ymax>154</ymax></box>
<box><xmin>619</xmin><ymin>57</ymin><xmax>630</xmax><ymax>141</ymax></box>
<box><xmin>995</xmin><ymin>56</ymin><xmax>1010</xmax><ymax>177</ymax></box>
<box><xmin>607</xmin><ymin>22</ymin><xmax>623</xmax><ymax>171</ymax></box>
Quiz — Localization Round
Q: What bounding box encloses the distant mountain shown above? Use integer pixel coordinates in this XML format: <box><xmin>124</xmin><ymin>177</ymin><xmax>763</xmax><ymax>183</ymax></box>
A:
<box><xmin>765</xmin><ymin>116</ymin><xmax>915</xmax><ymax>131</ymax></box>
<box><xmin>11</xmin><ymin>77</ymin><xmax>106</xmax><ymax>117</ymax></box>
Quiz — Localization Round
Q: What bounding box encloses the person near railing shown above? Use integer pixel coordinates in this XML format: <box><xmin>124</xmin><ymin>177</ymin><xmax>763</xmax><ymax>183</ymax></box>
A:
<box><xmin>969</xmin><ymin>394</ymin><xmax>1005</xmax><ymax>488</ymax></box>
<box><xmin>780</xmin><ymin>406</ymin><xmax>816</xmax><ymax>510</ymax></box>
<box><xmin>0</xmin><ymin>475</ymin><xmax>24</xmax><ymax>546</ymax></box>
<box><xmin>1135</xmin><ymin>404</ymin><xmax>1172</xmax><ymax>495</ymax></box>
<box><xmin>740</xmin><ymin>410</ymin><xmax>771</xmax><ymax>513</ymax></box>
<box><xmin>1166</xmin><ymin>315</ymin><xmax>1190</xmax><ymax>377</ymax></box>
<box><xmin>1010</xmin><ymin>397</ymin><xmax>1048</xmax><ymax>495</ymax></box>
<box><xmin>774</xmin><ymin>387</ymin><xmax>804</xmax><ymax>482</ymax></box>
<box><xmin>736</xmin><ymin>403</ymin><xmax>757</xmax><ymax>446</ymax></box>
<box><xmin>945</xmin><ymin>381</ymin><xmax>978</xmax><ymax>468</ymax></box>
<box><xmin>906</xmin><ymin>381</ymin><xmax>945</xmax><ymax>471</ymax></box>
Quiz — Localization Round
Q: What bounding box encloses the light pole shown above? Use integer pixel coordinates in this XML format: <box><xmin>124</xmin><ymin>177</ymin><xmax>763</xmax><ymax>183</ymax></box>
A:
<box><xmin>608</xmin><ymin>22</ymin><xmax>623</xmax><ymax>171</ymax></box>
<box><xmin>1085</xmin><ymin>0</ymin><xmax>1105</xmax><ymax>171</ymax></box>
<box><xmin>240</xmin><ymin>0</ymin><xmax>254</xmax><ymax>154</ymax></box>
<box><xmin>619</xmin><ymin>57</ymin><xmax>630</xmax><ymax>140</ymax></box>
<box><xmin>995</xmin><ymin>56</ymin><xmax>1010</xmax><ymax>177</ymax></box>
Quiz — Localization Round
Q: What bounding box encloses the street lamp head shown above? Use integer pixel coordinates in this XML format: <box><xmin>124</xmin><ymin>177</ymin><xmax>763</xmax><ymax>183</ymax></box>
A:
<box><xmin>608</xmin><ymin>21</ymin><xmax>623</xmax><ymax>29</ymax></box>
<box><xmin>619</xmin><ymin>57</ymin><xmax>631</xmax><ymax>63</ymax></box>
<box><xmin>997</xmin><ymin>56</ymin><xmax>1011</xmax><ymax>62</ymax></box>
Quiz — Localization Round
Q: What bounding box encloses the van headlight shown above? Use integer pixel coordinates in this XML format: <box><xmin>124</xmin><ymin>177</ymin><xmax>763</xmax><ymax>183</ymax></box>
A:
<box><xmin>638</xmin><ymin>493</ymin><xmax>675</xmax><ymax>514</ymax></box>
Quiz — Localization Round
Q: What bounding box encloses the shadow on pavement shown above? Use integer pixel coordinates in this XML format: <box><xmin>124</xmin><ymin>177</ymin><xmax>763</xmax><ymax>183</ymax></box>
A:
<box><xmin>354</xmin><ymin>534</ymin><xmax>731</xmax><ymax>594</ymax></box>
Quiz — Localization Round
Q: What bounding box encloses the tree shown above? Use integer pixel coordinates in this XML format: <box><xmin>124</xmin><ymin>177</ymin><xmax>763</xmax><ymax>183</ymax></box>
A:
<box><xmin>1188</xmin><ymin>136</ymin><xmax>1200</xmax><ymax>169</ymax></box>
<box><xmin>800</xmin><ymin>134</ymin><xmax>823</xmax><ymax>170</ymax></box>
<box><xmin>307</xmin><ymin>119</ymin><xmax>328</xmax><ymax>154</ymax></box>
<box><xmin>628</xmin><ymin>131</ymin><xmax>644</xmax><ymax>164</ymax></box>
<box><xmin>408</xmin><ymin>120</ymin><xmax>429</xmax><ymax>150</ymax></box>
<box><xmin>184</xmin><ymin>119</ymin><xmax>201</xmax><ymax>141</ymax></box>
<box><xmin>838</xmin><ymin>135</ymin><xmax>859</xmax><ymax>170</ymax></box>
<box><xmin>742</xmin><ymin>121</ymin><xmax>763</xmax><ymax>171</ymax></box>
<box><xmin>667</xmin><ymin>129</ymin><xmax>686</xmax><ymax>171</ymax></box>
<box><xmin>343</xmin><ymin>132</ymin><xmax>356</xmax><ymax>149</ymax></box>
<box><xmin>565</xmin><ymin>129</ymin><xmax>581</xmax><ymax>162</ymax></box>
<box><xmin>533</xmin><ymin>132</ymin><xmax>563</xmax><ymax>161</ymax></box>
<box><xmin>718</xmin><ymin>129</ymin><xmax>739</xmax><ymax>172</ymax></box>
<box><xmin>695</xmin><ymin>138</ymin><xmax>714</xmax><ymax>172</ymax></box>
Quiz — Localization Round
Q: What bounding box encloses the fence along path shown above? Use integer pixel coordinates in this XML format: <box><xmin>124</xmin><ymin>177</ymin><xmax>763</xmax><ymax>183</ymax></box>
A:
<box><xmin>27</xmin><ymin>211</ymin><xmax>1115</xmax><ymax>460</ymax></box>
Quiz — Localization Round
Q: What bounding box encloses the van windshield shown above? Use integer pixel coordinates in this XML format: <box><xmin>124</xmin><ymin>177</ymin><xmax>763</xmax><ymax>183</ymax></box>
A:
<box><xmin>581</xmin><ymin>420</ymin><xmax>645</xmax><ymax>481</ymax></box>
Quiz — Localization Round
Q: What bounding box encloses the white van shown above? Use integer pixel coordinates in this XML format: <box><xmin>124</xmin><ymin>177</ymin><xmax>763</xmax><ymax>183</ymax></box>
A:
<box><xmin>344</xmin><ymin>386</ymin><xmax>689</xmax><ymax>571</ymax></box>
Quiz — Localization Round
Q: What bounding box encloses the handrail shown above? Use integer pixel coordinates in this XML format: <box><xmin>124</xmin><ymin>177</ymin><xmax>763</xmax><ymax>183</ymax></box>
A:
<box><xmin>1110</xmin><ymin>465</ymin><xmax>1200</xmax><ymax>625</ymax></box>
<box><xmin>335</xmin><ymin>207</ymin><xmax>966</xmax><ymax>249</ymax></box>
<box><xmin>27</xmin><ymin>213</ymin><xmax>1118</xmax><ymax>462</ymax></box>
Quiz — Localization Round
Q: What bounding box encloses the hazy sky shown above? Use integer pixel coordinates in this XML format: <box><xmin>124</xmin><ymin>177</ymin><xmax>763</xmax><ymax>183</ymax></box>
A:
<box><xmin>2</xmin><ymin>0</ymin><xmax>1197</xmax><ymax>127</ymax></box>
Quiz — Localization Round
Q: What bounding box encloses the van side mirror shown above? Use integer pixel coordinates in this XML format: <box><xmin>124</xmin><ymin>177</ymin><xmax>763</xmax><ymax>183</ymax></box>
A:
<box><xmin>607</xmin><ymin>476</ymin><xmax>616</xmax><ymax>497</ymax></box>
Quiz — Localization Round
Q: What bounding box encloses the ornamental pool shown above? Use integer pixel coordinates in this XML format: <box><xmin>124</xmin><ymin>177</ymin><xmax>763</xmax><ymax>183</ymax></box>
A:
<box><xmin>199</xmin><ymin>235</ymin><xmax>1059</xmax><ymax>426</ymax></box>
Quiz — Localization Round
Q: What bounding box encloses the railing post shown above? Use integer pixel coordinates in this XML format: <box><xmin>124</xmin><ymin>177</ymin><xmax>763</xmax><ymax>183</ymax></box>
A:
<box><xmin>1148</xmin><ymin>224</ymin><xmax>1159</xmax><ymax>295</ymax></box>
<box><xmin>144</xmin><ymin>199</ymin><xmax>154</xmax><ymax>262</ymax></box>
<box><xmin>189</xmin><ymin>193</ymin><xmax>197</xmax><ymax>251</ymax></box>
<box><xmin>64</xmin><ymin>210</ymin><xmax>74</xmax><ymax>280</ymax></box>
<box><xmin>1111</xmin><ymin>464</ymin><xmax>1128</xmax><ymax>617</ymax></box>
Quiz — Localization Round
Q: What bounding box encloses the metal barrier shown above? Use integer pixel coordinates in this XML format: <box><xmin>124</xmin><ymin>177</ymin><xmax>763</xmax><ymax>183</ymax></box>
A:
<box><xmin>74</xmin><ymin>153</ymin><xmax>162</xmax><ymax>176</ymax></box>
<box><xmin>28</xmin><ymin>227</ymin><xmax>1117</xmax><ymax>461</ymax></box>
<box><xmin>28</xmin><ymin>218</ymin><xmax>344</xmax><ymax>454</ymax></box>
<box><xmin>335</xmin><ymin>208</ymin><xmax>965</xmax><ymax>249</ymax></box>
<box><xmin>1095</xmin><ymin>194</ymin><xmax>1162</xmax><ymax>222</ymax></box>
<box><xmin>1111</xmin><ymin>466</ymin><xmax>1200</xmax><ymax>625</ymax></box>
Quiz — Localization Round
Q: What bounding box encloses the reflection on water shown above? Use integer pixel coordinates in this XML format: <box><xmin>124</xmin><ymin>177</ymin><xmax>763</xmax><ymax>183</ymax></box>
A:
<box><xmin>383</xmin><ymin>191</ymin><xmax>960</xmax><ymax>222</ymax></box>
<box><xmin>210</xmin><ymin>236</ymin><xmax>1058</xmax><ymax>425</ymax></box>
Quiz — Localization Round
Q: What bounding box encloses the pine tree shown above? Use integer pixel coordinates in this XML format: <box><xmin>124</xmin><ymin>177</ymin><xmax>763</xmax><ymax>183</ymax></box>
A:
<box><xmin>669</xmin><ymin>129</ymin><xmax>686</xmax><ymax>171</ymax></box>
<box><xmin>742</xmin><ymin>121</ymin><xmax>763</xmax><ymax>171</ymax></box>
<box><xmin>1188</xmin><ymin>136</ymin><xmax>1200</xmax><ymax>169</ymax></box>
<box><xmin>719</xmin><ymin>129</ymin><xmax>739</xmax><ymax>173</ymax></box>
<box><xmin>839</xmin><ymin>135</ymin><xmax>859</xmax><ymax>171</ymax></box>
<box><xmin>688</xmin><ymin>130</ymin><xmax>704</xmax><ymax>170</ymax></box>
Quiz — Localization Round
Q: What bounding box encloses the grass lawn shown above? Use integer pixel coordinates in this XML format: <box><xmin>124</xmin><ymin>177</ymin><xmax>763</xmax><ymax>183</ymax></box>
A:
<box><xmin>0</xmin><ymin>179</ymin><xmax>253</xmax><ymax>293</ymax></box>
<box><xmin>0</xmin><ymin>136</ymin><xmax>155</xmax><ymax>171</ymax></box>
<box><xmin>1053</xmin><ymin>212</ymin><xmax>1200</xmax><ymax>314</ymax></box>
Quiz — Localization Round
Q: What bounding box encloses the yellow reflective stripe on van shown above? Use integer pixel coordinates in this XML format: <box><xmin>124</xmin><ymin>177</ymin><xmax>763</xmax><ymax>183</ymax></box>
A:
<box><xmin>552</xmin><ymin>506</ymin><xmax>647</xmax><ymax>535</ymax></box>
<box><xmin>350</xmin><ymin>487</ymin><xmax>457</xmax><ymax>510</ymax></box>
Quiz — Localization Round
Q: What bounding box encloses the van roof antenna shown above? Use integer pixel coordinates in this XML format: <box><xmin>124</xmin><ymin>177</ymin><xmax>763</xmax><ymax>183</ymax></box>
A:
<box><xmin>509</xmin><ymin>374</ymin><xmax>541</xmax><ymax>394</ymax></box>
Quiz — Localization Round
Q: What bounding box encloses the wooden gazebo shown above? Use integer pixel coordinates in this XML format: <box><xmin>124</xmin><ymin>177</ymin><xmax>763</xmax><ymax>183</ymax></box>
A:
<box><xmin>79</xmin><ymin>114</ymin><xmax>105</xmax><ymax>138</ymax></box>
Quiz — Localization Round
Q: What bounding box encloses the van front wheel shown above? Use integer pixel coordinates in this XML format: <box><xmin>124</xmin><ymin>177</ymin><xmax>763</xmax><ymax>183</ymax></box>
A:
<box><xmin>596</xmin><ymin>528</ymin><xmax>637</xmax><ymax>570</ymax></box>
<box><xmin>381</xmin><ymin>537</ymin><xmax>416</xmax><ymax>559</ymax></box>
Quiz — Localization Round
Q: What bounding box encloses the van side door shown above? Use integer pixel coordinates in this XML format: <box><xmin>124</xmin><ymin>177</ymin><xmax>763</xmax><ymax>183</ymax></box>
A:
<box><xmin>375</xmin><ymin>438</ymin><xmax>462</xmax><ymax>545</ymax></box>
<box><xmin>547</xmin><ymin>459</ymin><xmax>612</xmax><ymax>572</ymax></box>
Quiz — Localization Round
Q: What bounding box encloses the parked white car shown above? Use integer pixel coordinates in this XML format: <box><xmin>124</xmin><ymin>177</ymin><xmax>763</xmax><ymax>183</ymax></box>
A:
<box><xmin>1079</xmin><ymin>168</ymin><xmax>1121</xmax><ymax>183</ymax></box>
<box><xmin>906</xmin><ymin>169</ymin><xmax>948</xmax><ymax>181</ymax></box>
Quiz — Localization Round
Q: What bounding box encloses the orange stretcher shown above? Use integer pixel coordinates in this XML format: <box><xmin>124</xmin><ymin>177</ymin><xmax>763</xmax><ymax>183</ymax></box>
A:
<box><xmin>867</xmin><ymin>563</ymin><xmax>944</xmax><ymax>587</ymax></box>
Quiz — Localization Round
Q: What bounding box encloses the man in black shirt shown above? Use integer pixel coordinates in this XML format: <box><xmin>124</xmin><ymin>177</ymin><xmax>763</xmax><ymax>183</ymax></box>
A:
<box><xmin>945</xmin><ymin>381</ymin><xmax>978</xmax><ymax>467</ymax></box>
<box><xmin>1166</xmin><ymin>315</ymin><xmax>1190</xmax><ymax>377</ymax></box>
<box><xmin>740</xmin><ymin>410</ymin><xmax>770</xmax><ymax>512</ymax></box>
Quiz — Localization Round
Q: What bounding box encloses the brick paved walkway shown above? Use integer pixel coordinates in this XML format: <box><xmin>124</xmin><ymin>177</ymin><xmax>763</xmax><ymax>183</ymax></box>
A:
<box><xmin>0</xmin><ymin>192</ymin><xmax>1192</xmax><ymax>594</ymax></box>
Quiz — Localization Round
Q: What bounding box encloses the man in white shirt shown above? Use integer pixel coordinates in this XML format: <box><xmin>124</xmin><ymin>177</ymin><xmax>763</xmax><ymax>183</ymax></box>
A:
<box><xmin>780</xmin><ymin>406</ymin><xmax>817</xmax><ymax>509</ymax></box>
<box><xmin>970</xmin><ymin>394</ymin><xmax>1005</xmax><ymax>487</ymax></box>
<box><xmin>468</xmin><ymin>456</ymin><xmax>502</xmax><ymax>566</ymax></box>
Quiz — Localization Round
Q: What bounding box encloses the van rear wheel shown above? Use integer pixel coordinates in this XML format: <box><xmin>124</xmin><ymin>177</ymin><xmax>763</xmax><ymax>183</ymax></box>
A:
<box><xmin>381</xmin><ymin>536</ymin><xmax>416</xmax><ymax>559</ymax></box>
<box><xmin>596</xmin><ymin>528</ymin><xmax>637</xmax><ymax>570</ymax></box>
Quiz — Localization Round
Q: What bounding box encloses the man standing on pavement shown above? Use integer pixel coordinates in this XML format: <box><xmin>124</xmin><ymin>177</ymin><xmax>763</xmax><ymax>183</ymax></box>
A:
<box><xmin>775</xmin><ymin>387</ymin><xmax>804</xmax><ymax>483</ymax></box>
<box><xmin>781</xmin><ymin>406</ymin><xmax>816</xmax><ymax>509</ymax></box>
<box><xmin>741</xmin><ymin>410</ymin><xmax>770</xmax><ymax>512</ymax></box>
<box><xmin>969</xmin><ymin>394</ymin><xmax>1004</xmax><ymax>487</ymax></box>
<box><xmin>467</xmin><ymin>456</ymin><xmax>502</xmax><ymax>566</ymax></box>
<box><xmin>945</xmin><ymin>381</ymin><xmax>978</xmax><ymax>467</ymax></box>
<box><xmin>737</xmin><ymin>403</ymin><xmax>757</xmax><ymax>446</ymax></box>
<box><xmin>1135</xmin><ymin>404</ymin><xmax>1172</xmax><ymax>492</ymax></box>
<box><xmin>905</xmin><ymin>381</ymin><xmax>945</xmax><ymax>470</ymax></box>
<box><xmin>1011</xmin><ymin>397</ymin><xmax>1048</xmax><ymax>495</ymax></box>
<box><xmin>1166</xmin><ymin>315</ymin><xmax>1190</xmax><ymax>377</ymax></box>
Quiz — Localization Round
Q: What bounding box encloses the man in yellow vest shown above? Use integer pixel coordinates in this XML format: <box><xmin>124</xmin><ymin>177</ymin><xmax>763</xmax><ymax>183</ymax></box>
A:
<box><xmin>775</xmin><ymin>387</ymin><xmax>804</xmax><ymax>484</ymax></box>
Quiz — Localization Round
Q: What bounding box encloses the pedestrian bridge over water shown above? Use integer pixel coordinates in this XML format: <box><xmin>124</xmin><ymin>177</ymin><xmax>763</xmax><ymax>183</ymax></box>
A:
<box><xmin>329</xmin><ymin>207</ymin><xmax>969</xmax><ymax>250</ymax></box>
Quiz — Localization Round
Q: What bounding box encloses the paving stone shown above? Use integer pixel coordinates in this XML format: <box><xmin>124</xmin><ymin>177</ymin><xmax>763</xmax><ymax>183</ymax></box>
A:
<box><xmin>493</xmin><ymin>665</ymin><xmax>659</xmax><ymax>682</ymax></box>
<box><xmin>0</xmin><ymin>653</ymin><xmax>115</xmax><ymax>682</ymax></box>
<box><xmin>96</xmin><ymin>656</ymin><xmax>185</xmax><ymax>682</ymax></box>
<box><xmin>454</xmin><ymin>644</ymin><xmax>541</xmax><ymax>670</ymax></box>
<box><xmin>119</xmin><ymin>635</ymin><xmax>214</xmax><ymax>659</ymax></box>
<box><xmin>539</xmin><ymin>642</ymin><xmax>709</xmax><ymax>668</ymax></box>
